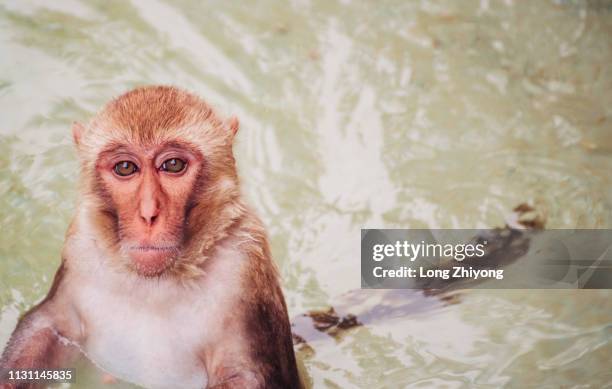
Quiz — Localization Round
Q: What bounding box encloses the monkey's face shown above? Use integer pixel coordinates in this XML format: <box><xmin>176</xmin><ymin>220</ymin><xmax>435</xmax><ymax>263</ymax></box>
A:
<box><xmin>95</xmin><ymin>141</ymin><xmax>204</xmax><ymax>276</ymax></box>
<box><xmin>74</xmin><ymin>86</ymin><xmax>240</xmax><ymax>277</ymax></box>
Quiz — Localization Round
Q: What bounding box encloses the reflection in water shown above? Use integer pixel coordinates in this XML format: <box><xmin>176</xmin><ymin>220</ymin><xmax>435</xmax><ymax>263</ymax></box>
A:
<box><xmin>0</xmin><ymin>1</ymin><xmax>611</xmax><ymax>387</ymax></box>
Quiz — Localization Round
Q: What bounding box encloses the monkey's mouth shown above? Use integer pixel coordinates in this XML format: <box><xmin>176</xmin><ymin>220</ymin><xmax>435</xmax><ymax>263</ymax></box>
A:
<box><xmin>127</xmin><ymin>245</ymin><xmax>179</xmax><ymax>276</ymax></box>
<box><xmin>131</xmin><ymin>245</ymin><xmax>178</xmax><ymax>252</ymax></box>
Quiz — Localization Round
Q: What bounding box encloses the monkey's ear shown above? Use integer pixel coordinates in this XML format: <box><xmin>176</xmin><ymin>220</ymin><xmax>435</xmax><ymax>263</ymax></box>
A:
<box><xmin>226</xmin><ymin>116</ymin><xmax>239</xmax><ymax>137</ymax></box>
<box><xmin>72</xmin><ymin>121</ymin><xmax>85</xmax><ymax>146</ymax></box>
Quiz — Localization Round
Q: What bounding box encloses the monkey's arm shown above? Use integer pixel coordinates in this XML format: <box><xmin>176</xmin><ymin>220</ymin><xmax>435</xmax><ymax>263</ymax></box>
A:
<box><xmin>0</xmin><ymin>266</ymin><xmax>82</xmax><ymax>388</ymax></box>
<box><xmin>203</xmin><ymin>286</ymin><xmax>300</xmax><ymax>389</ymax></box>
<box><xmin>203</xmin><ymin>337</ymin><xmax>267</xmax><ymax>389</ymax></box>
<box><xmin>0</xmin><ymin>306</ymin><xmax>80</xmax><ymax>389</ymax></box>
<box><xmin>207</xmin><ymin>369</ymin><xmax>263</xmax><ymax>389</ymax></box>
<box><xmin>204</xmin><ymin>289</ymin><xmax>301</xmax><ymax>389</ymax></box>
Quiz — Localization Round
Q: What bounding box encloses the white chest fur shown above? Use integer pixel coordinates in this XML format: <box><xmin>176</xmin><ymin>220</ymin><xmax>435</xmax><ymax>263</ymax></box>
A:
<box><xmin>77</xmin><ymin>277</ymin><xmax>208</xmax><ymax>388</ymax></box>
<box><xmin>71</xmin><ymin>248</ymin><xmax>245</xmax><ymax>389</ymax></box>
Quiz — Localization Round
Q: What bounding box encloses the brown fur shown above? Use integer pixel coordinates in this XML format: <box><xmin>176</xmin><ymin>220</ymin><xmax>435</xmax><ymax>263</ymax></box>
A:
<box><xmin>238</xmin><ymin>218</ymin><xmax>301</xmax><ymax>388</ymax></box>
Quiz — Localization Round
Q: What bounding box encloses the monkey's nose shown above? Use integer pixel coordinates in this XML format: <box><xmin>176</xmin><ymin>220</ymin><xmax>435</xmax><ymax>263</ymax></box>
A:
<box><xmin>139</xmin><ymin>198</ymin><xmax>160</xmax><ymax>226</ymax></box>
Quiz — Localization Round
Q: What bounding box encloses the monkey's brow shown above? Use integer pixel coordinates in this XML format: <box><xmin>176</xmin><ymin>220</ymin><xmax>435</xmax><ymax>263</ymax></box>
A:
<box><xmin>159</xmin><ymin>140</ymin><xmax>201</xmax><ymax>155</ymax></box>
<box><xmin>100</xmin><ymin>144</ymin><xmax>131</xmax><ymax>154</ymax></box>
<box><xmin>99</xmin><ymin>141</ymin><xmax>201</xmax><ymax>156</ymax></box>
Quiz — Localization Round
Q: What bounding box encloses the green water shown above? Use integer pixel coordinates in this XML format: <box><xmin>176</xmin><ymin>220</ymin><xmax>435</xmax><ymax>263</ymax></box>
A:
<box><xmin>1</xmin><ymin>0</ymin><xmax>611</xmax><ymax>387</ymax></box>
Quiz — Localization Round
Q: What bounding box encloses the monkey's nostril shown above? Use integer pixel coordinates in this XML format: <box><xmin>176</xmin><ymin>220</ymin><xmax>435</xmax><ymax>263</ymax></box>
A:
<box><xmin>141</xmin><ymin>214</ymin><xmax>158</xmax><ymax>225</ymax></box>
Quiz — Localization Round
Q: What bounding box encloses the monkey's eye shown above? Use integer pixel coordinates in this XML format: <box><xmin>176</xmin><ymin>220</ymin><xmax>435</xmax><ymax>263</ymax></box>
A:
<box><xmin>160</xmin><ymin>158</ymin><xmax>186</xmax><ymax>173</ymax></box>
<box><xmin>114</xmin><ymin>161</ymin><xmax>138</xmax><ymax>176</ymax></box>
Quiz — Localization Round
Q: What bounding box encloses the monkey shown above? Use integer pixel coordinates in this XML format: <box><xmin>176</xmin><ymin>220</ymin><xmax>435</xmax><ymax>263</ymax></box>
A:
<box><xmin>0</xmin><ymin>86</ymin><xmax>302</xmax><ymax>389</ymax></box>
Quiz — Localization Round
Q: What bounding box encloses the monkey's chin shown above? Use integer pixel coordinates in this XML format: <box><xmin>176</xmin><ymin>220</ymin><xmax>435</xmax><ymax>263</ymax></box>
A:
<box><xmin>129</xmin><ymin>247</ymin><xmax>176</xmax><ymax>277</ymax></box>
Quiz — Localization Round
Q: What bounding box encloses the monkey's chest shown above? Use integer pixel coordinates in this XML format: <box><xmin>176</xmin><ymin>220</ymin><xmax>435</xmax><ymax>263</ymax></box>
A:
<box><xmin>80</xmin><ymin>294</ymin><xmax>209</xmax><ymax>389</ymax></box>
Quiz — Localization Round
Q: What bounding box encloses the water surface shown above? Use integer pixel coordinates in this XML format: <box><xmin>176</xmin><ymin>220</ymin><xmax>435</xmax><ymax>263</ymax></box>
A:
<box><xmin>1</xmin><ymin>0</ymin><xmax>611</xmax><ymax>387</ymax></box>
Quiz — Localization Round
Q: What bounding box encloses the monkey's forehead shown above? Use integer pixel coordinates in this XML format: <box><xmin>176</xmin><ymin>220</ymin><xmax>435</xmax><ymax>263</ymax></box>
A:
<box><xmin>97</xmin><ymin>86</ymin><xmax>223</xmax><ymax>132</ymax></box>
<box><xmin>78</xmin><ymin>86</ymin><xmax>232</xmax><ymax>152</ymax></box>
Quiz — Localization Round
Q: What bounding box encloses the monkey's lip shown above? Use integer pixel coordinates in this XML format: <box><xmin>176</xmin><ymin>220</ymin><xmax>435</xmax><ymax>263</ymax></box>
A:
<box><xmin>129</xmin><ymin>245</ymin><xmax>178</xmax><ymax>252</ymax></box>
<box><xmin>127</xmin><ymin>246</ymin><xmax>178</xmax><ymax>276</ymax></box>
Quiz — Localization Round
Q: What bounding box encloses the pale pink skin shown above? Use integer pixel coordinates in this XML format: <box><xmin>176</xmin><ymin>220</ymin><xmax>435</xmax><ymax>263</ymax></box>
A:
<box><xmin>95</xmin><ymin>142</ymin><xmax>203</xmax><ymax>276</ymax></box>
